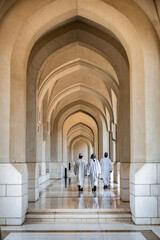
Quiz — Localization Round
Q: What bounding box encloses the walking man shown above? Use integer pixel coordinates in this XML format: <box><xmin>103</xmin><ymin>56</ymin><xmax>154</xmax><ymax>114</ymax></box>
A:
<box><xmin>74</xmin><ymin>153</ymin><xmax>87</xmax><ymax>191</ymax></box>
<box><xmin>87</xmin><ymin>153</ymin><xmax>101</xmax><ymax>192</ymax></box>
<box><xmin>100</xmin><ymin>152</ymin><xmax>113</xmax><ymax>189</ymax></box>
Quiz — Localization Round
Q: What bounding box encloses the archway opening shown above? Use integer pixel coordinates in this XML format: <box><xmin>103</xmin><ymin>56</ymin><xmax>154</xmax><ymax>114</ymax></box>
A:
<box><xmin>25</xmin><ymin>17</ymin><xmax>130</xmax><ymax>208</ymax></box>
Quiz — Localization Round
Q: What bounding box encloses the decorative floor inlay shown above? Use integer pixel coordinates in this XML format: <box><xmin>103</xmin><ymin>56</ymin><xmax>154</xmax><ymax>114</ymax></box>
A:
<box><xmin>2</xmin><ymin>230</ymin><xmax>160</xmax><ymax>240</ymax></box>
<box><xmin>2</xmin><ymin>232</ymin><xmax>146</xmax><ymax>240</ymax></box>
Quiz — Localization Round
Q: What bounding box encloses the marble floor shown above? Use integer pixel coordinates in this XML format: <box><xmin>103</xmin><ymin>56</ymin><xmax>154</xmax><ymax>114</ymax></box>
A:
<box><xmin>3</xmin><ymin>232</ymin><xmax>148</xmax><ymax>240</ymax></box>
<box><xmin>1</xmin><ymin>177</ymin><xmax>160</xmax><ymax>240</ymax></box>
<box><xmin>28</xmin><ymin>176</ymin><xmax>129</xmax><ymax>210</ymax></box>
<box><xmin>2</xmin><ymin>223</ymin><xmax>160</xmax><ymax>240</ymax></box>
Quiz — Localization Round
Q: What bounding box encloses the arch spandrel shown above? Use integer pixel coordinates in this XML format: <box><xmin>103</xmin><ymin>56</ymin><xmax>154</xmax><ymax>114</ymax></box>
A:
<box><xmin>38</xmin><ymin>62</ymin><xmax>118</xmax><ymax>109</ymax></box>
<box><xmin>47</xmin><ymin>85</ymin><xmax>114</xmax><ymax>122</ymax></box>
<box><xmin>62</xmin><ymin>112</ymin><xmax>98</xmax><ymax>162</ymax></box>
<box><xmin>37</xmin><ymin>42</ymin><xmax>119</xmax><ymax>89</ymax></box>
<box><xmin>47</xmin><ymin>68</ymin><xmax>113</xmax><ymax>105</ymax></box>
<box><xmin>68</xmin><ymin>123</ymin><xmax>94</xmax><ymax>137</ymax></box>
<box><xmin>52</xmin><ymin>99</ymin><xmax>108</xmax><ymax>127</ymax></box>
<box><xmin>70</xmin><ymin>136</ymin><xmax>93</xmax><ymax>151</ymax></box>
<box><xmin>67</xmin><ymin>123</ymin><xmax>94</xmax><ymax>146</ymax></box>
<box><xmin>51</xmin><ymin>101</ymin><xmax>108</xmax><ymax>163</ymax></box>
<box><xmin>51</xmin><ymin>100</ymin><xmax>108</xmax><ymax>133</ymax></box>
<box><xmin>63</xmin><ymin>112</ymin><xmax>98</xmax><ymax>135</ymax></box>
<box><xmin>68</xmin><ymin>130</ymin><xmax>94</xmax><ymax>148</ymax></box>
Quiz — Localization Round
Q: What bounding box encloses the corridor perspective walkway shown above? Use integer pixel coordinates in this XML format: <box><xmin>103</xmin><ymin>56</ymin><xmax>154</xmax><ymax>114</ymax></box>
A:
<box><xmin>1</xmin><ymin>177</ymin><xmax>160</xmax><ymax>240</ymax></box>
<box><xmin>28</xmin><ymin>177</ymin><xmax>128</xmax><ymax>210</ymax></box>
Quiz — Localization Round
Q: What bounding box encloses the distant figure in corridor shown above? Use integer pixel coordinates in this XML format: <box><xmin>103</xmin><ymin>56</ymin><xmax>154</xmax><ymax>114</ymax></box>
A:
<box><xmin>87</xmin><ymin>153</ymin><xmax>101</xmax><ymax>192</ymax></box>
<box><xmin>74</xmin><ymin>153</ymin><xmax>87</xmax><ymax>191</ymax></box>
<box><xmin>100</xmin><ymin>152</ymin><xmax>113</xmax><ymax>189</ymax></box>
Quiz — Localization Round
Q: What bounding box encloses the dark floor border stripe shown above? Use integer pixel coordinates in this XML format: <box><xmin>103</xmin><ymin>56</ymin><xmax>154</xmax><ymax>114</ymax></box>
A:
<box><xmin>2</xmin><ymin>230</ymin><xmax>160</xmax><ymax>240</ymax></box>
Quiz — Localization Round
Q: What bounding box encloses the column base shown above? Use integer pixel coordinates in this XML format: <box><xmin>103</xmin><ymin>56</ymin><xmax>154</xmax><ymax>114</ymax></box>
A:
<box><xmin>120</xmin><ymin>163</ymin><xmax>130</xmax><ymax>202</ymax></box>
<box><xmin>0</xmin><ymin>163</ymin><xmax>28</xmax><ymax>226</ymax></box>
<box><xmin>132</xmin><ymin>215</ymin><xmax>160</xmax><ymax>225</ymax></box>
<box><xmin>49</xmin><ymin>163</ymin><xmax>64</xmax><ymax>179</ymax></box>
<box><xmin>132</xmin><ymin>215</ymin><xmax>151</xmax><ymax>224</ymax></box>
<box><xmin>130</xmin><ymin>162</ymin><xmax>160</xmax><ymax>224</ymax></box>
<box><xmin>113</xmin><ymin>162</ymin><xmax>120</xmax><ymax>184</ymax></box>
<box><xmin>27</xmin><ymin>163</ymin><xmax>39</xmax><ymax>202</ymax></box>
<box><xmin>120</xmin><ymin>187</ymin><xmax>129</xmax><ymax>201</ymax></box>
<box><xmin>0</xmin><ymin>216</ymin><xmax>25</xmax><ymax>226</ymax></box>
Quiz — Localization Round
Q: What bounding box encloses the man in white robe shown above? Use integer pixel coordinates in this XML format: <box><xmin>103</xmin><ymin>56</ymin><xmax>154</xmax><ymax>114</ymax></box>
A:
<box><xmin>87</xmin><ymin>154</ymin><xmax>101</xmax><ymax>191</ymax></box>
<box><xmin>74</xmin><ymin>153</ymin><xmax>87</xmax><ymax>191</ymax></box>
<box><xmin>100</xmin><ymin>152</ymin><xmax>113</xmax><ymax>189</ymax></box>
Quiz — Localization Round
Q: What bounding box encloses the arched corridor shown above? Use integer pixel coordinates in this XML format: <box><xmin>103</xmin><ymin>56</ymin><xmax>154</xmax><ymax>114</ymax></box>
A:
<box><xmin>0</xmin><ymin>1</ymin><xmax>160</xmax><ymax>238</ymax></box>
<box><xmin>26</xmin><ymin>17</ymin><xmax>129</xmax><ymax>200</ymax></box>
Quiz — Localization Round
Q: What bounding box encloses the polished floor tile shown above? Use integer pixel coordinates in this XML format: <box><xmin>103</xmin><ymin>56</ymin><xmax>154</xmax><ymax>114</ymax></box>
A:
<box><xmin>4</xmin><ymin>232</ymin><xmax>146</xmax><ymax>240</ymax></box>
<box><xmin>3</xmin><ymin>221</ymin><xmax>150</xmax><ymax>232</ymax></box>
<box><xmin>28</xmin><ymin>177</ymin><xmax>129</xmax><ymax>210</ymax></box>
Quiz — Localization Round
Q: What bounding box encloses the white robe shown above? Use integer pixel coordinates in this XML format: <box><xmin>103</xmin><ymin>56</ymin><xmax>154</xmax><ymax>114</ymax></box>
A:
<box><xmin>100</xmin><ymin>157</ymin><xmax>113</xmax><ymax>186</ymax></box>
<box><xmin>87</xmin><ymin>159</ymin><xmax>101</xmax><ymax>188</ymax></box>
<box><xmin>74</xmin><ymin>158</ymin><xmax>87</xmax><ymax>188</ymax></box>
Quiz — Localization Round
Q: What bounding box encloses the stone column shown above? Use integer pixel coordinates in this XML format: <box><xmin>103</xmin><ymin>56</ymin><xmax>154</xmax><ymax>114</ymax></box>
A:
<box><xmin>50</xmin><ymin>130</ymin><xmax>64</xmax><ymax>179</ymax></box>
<box><xmin>109</xmin><ymin>131</ymin><xmax>113</xmax><ymax>161</ymax></box>
<box><xmin>0</xmin><ymin>163</ymin><xmax>28</xmax><ymax>225</ymax></box>
<box><xmin>27</xmin><ymin>163</ymin><xmax>39</xmax><ymax>202</ymax></box>
<box><xmin>113</xmin><ymin>162</ymin><xmax>120</xmax><ymax>184</ymax></box>
<box><xmin>120</xmin><ymin>163</ymin><xmax>130</xmax><ymax>201</ymax></box>
<box><xmin>130</xmin><ymin>163</ymin><xmax>160</xmax><ymax>224</ymax></box>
